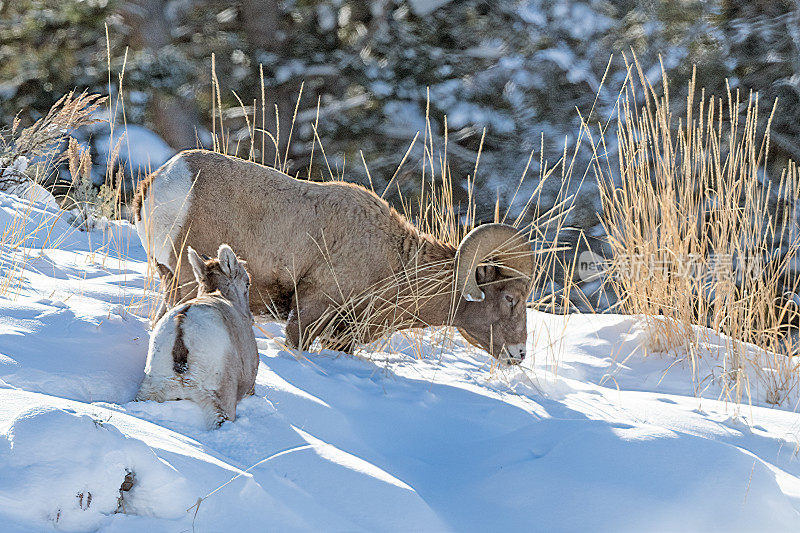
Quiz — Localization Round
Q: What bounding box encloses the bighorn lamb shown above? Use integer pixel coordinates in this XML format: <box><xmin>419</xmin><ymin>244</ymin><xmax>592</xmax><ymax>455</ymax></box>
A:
<box><xmin>136</xmin><ymin>244</ymin><xmax>259</xmax><ymax>429</ymax></box>
<box><xmin>134</xmin><ymin>150</ymin><xmax>533</xmax><ymax>363</ymax></box>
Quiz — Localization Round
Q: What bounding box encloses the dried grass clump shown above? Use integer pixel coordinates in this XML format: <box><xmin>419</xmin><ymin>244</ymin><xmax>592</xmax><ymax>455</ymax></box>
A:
<box><xmin>0</xmin><ymin>91</ymin><xmax>106</xmax><ymax>192</ymax></box>
<box><xmin>0</xmin><ymin>42</ymin><xmax>142</xmax><ymax>308</ymax></box>
<box><xmin>593</xmin><ymin>56</ymin><xmax>800</xmax><ymax>406</ymax></box>
<box><xmin>0</xmin><ymin>92</ymin><xmax>112</xmax><ymax>299</ymax></box>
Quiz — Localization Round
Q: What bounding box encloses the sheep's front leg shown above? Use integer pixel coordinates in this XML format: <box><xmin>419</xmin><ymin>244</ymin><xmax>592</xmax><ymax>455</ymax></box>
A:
<box><xmin>285</xmin><ymin>297</ymin><xmax>331</xmax><ymax>351</ymax></box>
<box><xmin>319</xmin><ymin>320</ymin><xmax>357</xmax><ymax>354</ymax></box>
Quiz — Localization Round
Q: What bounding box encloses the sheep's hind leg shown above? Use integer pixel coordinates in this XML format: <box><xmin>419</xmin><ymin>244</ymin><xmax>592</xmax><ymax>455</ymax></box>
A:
<box><xmin>135</xmin><ymin>375</ymin><xmax>169</xmax><ymax>402</ymax></box>
<box><xmin>194</xmin><ymin>389</ymin><xmax>230</xmax><ymax>430</ymax></box>
<box><xmin>149</xmin><ymin>262</ymin><xmax>176</xmax><ymax>325</ymax></box>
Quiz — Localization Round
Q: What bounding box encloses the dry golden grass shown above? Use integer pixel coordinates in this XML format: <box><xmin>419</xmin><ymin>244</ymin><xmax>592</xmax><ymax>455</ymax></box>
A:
<box><xmin>0</xmin><ymin>37</ymin><xmax>159</xmax><ymax>316</ymax></box>
<box><xmin>0</xmin><ymin>90</ymin><xmax>108</xmax><ymax>300</ymax></box>
<box><xmin>0</xmin><ymin>91</ymin><xmax>106</xmax><ymax>192</ymax></box>
<box><xmin>591</xmin><ymin>56</ymin><xmax>800</xmax><ymax>406</ymax></box>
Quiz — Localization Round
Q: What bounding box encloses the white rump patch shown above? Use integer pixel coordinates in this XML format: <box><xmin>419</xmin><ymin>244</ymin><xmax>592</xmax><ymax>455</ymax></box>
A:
<box><xmin>135</xmin><ymin>155</ymin><xmax>195</xmax><ymax>269</ymax></box>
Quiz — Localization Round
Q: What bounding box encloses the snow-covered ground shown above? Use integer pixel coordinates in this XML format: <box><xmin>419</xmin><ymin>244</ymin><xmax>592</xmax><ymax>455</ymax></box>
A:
<box><xmin>1</xmin><ymin>191</ymin><xmax>800</xmax><ymax>532</ymax></box>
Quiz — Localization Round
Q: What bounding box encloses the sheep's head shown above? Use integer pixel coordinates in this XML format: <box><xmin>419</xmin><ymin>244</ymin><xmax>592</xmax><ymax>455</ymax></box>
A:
<box><xmin>452</xmin><ymin>224</ymin><xmax>533</xmax><ymax>365</ymax></box>
<box><xmin>187</xmin><ymin>244</ymin><xmax>252</xmax><ymax>316</ymax></box>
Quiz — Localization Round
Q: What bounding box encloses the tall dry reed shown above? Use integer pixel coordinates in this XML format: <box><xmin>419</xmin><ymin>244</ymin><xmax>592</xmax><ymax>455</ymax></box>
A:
<box><xmin>593</xmin><ymin>56</ymin><xmax>800</xmax><ymax>406</ymax></box>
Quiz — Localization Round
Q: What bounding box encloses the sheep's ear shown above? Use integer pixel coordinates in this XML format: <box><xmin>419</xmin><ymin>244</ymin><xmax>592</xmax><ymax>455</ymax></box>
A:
<box><xmin>187</xmin><ymin>247</ymin><xmax>206</xmax><ymax>283</ymax></box>
<box><xmin>217</xmin><ymin>244</ymin><xmax>238</xmax><ymax>276</ymax></box>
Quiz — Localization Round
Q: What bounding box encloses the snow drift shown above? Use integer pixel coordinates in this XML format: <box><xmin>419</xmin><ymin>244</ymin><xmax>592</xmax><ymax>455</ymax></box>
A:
<box><xmin>0</xmin><ymin>191</ymin><xmax>799</xmax><ymax>532</ymax></box>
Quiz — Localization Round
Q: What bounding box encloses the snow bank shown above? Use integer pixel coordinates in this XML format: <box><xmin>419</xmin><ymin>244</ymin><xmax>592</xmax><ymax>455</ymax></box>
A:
<box><xmin>0</xmin><ymin>394</ymin><xmax>190</xmax><ymax>531</ymax></box>
<box><xmin>0</xmin><ymin>298</ymin><xmax>147</xmax><ymax>403</ymax></box>
<box><xmin>0</xmin><ymin>190</ymin><xmax>799</xmax><ymax>531</ymax></box>
<box><xmin>93</xmin><ymin>125</ymin><xmax>175</xmax><ymax>187</ymax></box>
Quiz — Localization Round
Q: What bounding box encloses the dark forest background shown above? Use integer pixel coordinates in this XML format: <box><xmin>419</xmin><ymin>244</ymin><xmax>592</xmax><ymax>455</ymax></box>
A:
<box><xmin>2</xmin><ymin>0</ymin><xmax>799</xmax><ymax>297</ymax></box>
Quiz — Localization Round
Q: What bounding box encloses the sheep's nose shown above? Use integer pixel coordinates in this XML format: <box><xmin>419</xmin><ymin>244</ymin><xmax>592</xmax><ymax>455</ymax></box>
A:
<box><xmin>503</xmin><ymin>343</ymin><xmax>526</xmax><ymax>365</ymax></box>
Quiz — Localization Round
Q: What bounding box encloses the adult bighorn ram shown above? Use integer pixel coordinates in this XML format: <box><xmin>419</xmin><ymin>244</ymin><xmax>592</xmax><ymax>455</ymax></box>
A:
<box><xmin>134</xmin><ymin>150</ymin><xmax>534</xmax><ymax>364</ymax></box>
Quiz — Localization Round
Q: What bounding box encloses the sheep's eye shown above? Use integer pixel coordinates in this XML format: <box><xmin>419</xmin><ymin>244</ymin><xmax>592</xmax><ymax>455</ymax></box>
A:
<box><xmin>505</xmin><ymin>294</ymin><xmax>515</xmax><ymax>306</ymax></box>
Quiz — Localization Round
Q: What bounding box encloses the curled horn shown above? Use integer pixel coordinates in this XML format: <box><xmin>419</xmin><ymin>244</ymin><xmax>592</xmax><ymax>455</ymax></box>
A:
<box><xmin>454</xmin><ymin>223</ymin><xmax>533</xmax><ymax>302</ymax></box>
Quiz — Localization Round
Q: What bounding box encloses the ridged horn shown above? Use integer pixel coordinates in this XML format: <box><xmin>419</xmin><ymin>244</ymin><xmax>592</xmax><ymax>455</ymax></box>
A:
<box><xmin>454</xmin><ymin>223</ymin><xmax>533</xmax><ymax>302</ymax></box>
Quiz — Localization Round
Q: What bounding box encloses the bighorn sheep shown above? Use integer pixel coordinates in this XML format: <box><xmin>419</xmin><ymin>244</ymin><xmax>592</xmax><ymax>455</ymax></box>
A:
<box><xmin>134</xmin><ymin>149</ymin><xmax>533</xmax><ymax>363</ymax></box>
<box><xmin>136</xmin><ymin>243</ymin><xmax>259</xmax><ymax>429</ymax></box>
